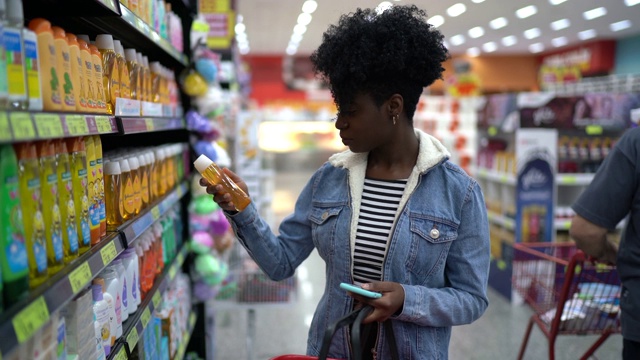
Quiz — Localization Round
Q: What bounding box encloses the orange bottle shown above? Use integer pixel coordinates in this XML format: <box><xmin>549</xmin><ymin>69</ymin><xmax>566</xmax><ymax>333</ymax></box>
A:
<box><xmin>52</xmin><ymin>26</ymin><xmax>76</xmax><ymax>112</ymax></box>
<box><xmin>89</xmin><ymin>45</ymin><xmax>108</xmax><ymax>113</ymax></box>
<box><xmin>27</xmin><ymin>18</ymin><xmax>62</xmax><ymax>111</ymax></box>
<box><xmin>77</xmin><ymin>39</ymin><xmax>97</xmax><ymax>111</ymax></box>
<box><xmin>66</xmin><ymin>33</ymin><xmax>88</xmax><ymax>112</ymax></box>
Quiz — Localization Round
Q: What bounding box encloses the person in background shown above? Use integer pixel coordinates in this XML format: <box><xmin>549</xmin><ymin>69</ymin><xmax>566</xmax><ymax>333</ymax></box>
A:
<box><xmin>570</xmin><ymin>126</ymin><xmax>640</xmax><ymax>360</ymax></box>
<box><xmin>200</xmin><ymin>5</ymin><xmax>490</xmax><ymax>359</ymax></box>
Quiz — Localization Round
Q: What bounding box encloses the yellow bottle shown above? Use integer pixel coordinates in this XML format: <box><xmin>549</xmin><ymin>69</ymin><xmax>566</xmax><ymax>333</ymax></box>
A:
<box><xmin>77</xmin><ymin>39</ymin><xmax>97</xmax><ymax>111</ymax></box>
<box><xmin>147</xmin><ymin>151</ymin><xmax>157</xmax><ymax>202</ymax></box>
<box><xmin>36</xmin><ymin>141</ymin><xmax>64</xmax><ymax>275</ymax></box>
<box><xmin>128</xmin><ymin>156</ymin><xmax>142</xmax><ymax>215</ymax></box>
<box><xmin>66</xmin><ymin>33</ymin><xmax>88</xmax><ymax>112</ymax></box>
<box><xmin>52</xmin><ymin>26</ymin><xmax>76</xmax><ymax>112</ymax></box>
<box><xmin>118</xmin><ymin>158</ymin><xmax>135</xmax><ymax>221</ymax></box>
<box><xmin>142</xmin><ymin>55</ymin><xmax>152</xmax><ymax>103</ymax></box>
<box><xmin>136</xmin><ymin>53</ymin><xmax>146</xmax><ymax>102</ymax></box>
<box><xmin>161</xmin><ymin>66</ymin><xmax>169</xmax><ymax>105</ymax></box>
<box><xmin>150</xmin><ymin>61</ymin><xmax>161</xmax><ymax>103</ymax></box>
<box><xmin>104</xmin><ymin>160</ymin><xmax>122</xmax><ymax>229</ymax></box>
<box><xmin>194</xmin><ymin>154</ymin><xmax>251</xmax><ymax>211</ymax></box>
<box><xmin>95</xmin><ymin>35</ymin><xmax>120</xmax><ymax>114</ymax></box>
<box><xmin>120</xmin><ymin>0</ymin><xmax>129</xmax><ymax>7</ymax></box>
<box><xmin>94</xmin><ymin>136</ymin><xmax>106</xmax><ymax>237</ymax></box>
<box><xmin>124</xmin><ymin>48</ymin><xmax>139</xmax><ymax>101</ymax></box>
<box><xmin>14</xmin><ymin>142</ymin><xmax>48</xmax><ymax>288</ymax></box>
<box><xmin>27</xmin><ymin>18</ymin><xmax>62</xmax><ymax>111</ymax></box>
<box><xmin>114</xmin><ymin>40</ymin><xmax>130</xmax><ymax>100</ymax></box>
<box><xmin>66</xmin><ymin>138</ymin><xmax>91</xmax><ymax>254</ymax></box>
<box><xmin>54</xmin><ymin>140</ymin><xmax>79</xmax><ymax>264</ymax></box>
<box><xmin>137</xmin><ymin>153</ymin><xmax>149</xmax><ymax>209</ymax></box>
<box><xmin>85</xmin><ymin>136</ymin><xmax>101</xmax><ymax>245</ymax></box>
<box><xmin>166</xmin><ymin>146</ymin><xmax>175</xmax><ymax>190</ymax></box>
<box><xmin>156</xmin><ymin>148</ymin><xmax>167</xmax><ymax>196</ymax></box>
<box><xmin>89</xmin><ymin>44</ymin><xmax>108</xmax><ymax>113</ymax></box>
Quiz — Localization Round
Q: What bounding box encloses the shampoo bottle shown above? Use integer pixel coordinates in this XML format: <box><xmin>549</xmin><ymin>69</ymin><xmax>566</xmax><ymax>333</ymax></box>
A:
<box><xmin>102</xmin><ymin>267</ymin><xmax>123</xmax><ymax>339</ymax></box>
<box><xmin>124</xmin><ymin>48</ymin><xmax>139</xmax><ymax>101</ymax></box>
<box><xmin>92</xmin><ymin>284</ymin><xmax>111</xmax><ymax>357</ymax></box>
<box><xmin>5</xmin><ymin>0</ymin><xmax>27</xmax><ymax>109</ymax></box>
<box><xmin>66</xmin><ymin>33</ymin><xmax>87</xmax><ymax>112</ymax></box>
<box><xmin>27</xmin><ymin>18</ymin><xmax>61</xmax><ymax>111</ymax></box>
<box><xmin>118</xmin><ymin>158</ymin><xmax>135</xmax><ymax>221</ymax></box>
<box><xmin>94</xmin><ymin>135</ymin><xmax>106</xmax><ymax>236</ymax></box>
<box><xmin>194</xmin><ymin>154</ymin><xmax>251</xmax><ymax>211</ymax></box>
<box><xmin>23</xmin><ymin>28</ymin><xmax>42</xmax><ymax>110</ymax></box>
<box><xmin>113</xmin><ymin>40</ymin><xmax>129</xmax><ymax>100</ymax></box>
<box><xmin>66</xmin><ymin>137</ymin><xmax>91</xmax><ymax>254</ymax></box>
<box><xmin>104</xmin><ymin>160</ymin><xmax>122</xmax><ymax>228</ymax></box>
<box><xmin>94</xmin><ymin>35</ymin><xmax>119</xmax><ymax>114</ymax></box>
<box><xmin>88</xmin><ymin>43</ymin><xmax>107</xmax><ymax>113</ymax></box>
<box><xmin>85</xmin><ymin>136</ymin><xmax>100</xmax><ymax>245</ymax></box>
<box><xmin>109</xmin><ymin>258</ymin><xmax>128</xmax><ymax>322</ymax></box>
<box><xmin>77</xmin><ymin>38</ymin><xmax>96</xmax><ymax>111</ymax></box>
<box><xmin>54</xmin><ymin>140</ymin><xmax>79</xmax><ymax>264</ymax></box>
<box><xmin>92</xmin><ymin>277</ymin><xmax>117</xmax><ymax>346</ymax></box>
<box><xmin>52</xmin><ymin>26</ymin><xmax>76</xmax><ymax>111</ymax></box>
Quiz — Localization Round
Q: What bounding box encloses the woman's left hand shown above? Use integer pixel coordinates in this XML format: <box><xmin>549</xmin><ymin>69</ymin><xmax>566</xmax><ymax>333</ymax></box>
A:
<box><xmin>348</xmin><ymin>281</ymin><xmax>405</xmax><ymax>324</ymax></box>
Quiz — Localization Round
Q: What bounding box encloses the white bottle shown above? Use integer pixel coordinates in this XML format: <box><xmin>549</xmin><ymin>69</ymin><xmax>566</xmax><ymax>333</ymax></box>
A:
<box><xmin>134</xmin><ymin>243</ymin><xmax>143</xmax><ymax>306</ymax></box>
<box><xmin>0</xmin><ymin>0</ymin><xmax>8</xmax><ymax>109</ymax></box>
<box><xmin>110</xmin><ymin>259</ymin><xmax>128</xmax><ymax>322</ymax></box>
<box><xmin>102</xmin><ymin>268</ymin><xmax>123</xmax><ymax>339</ymax></box>
<box><xmin>93</xmin><ymin>277</ymin><xmax>117</xmax><ymax>347</ymax></box>
<box><xmin>94</xmin><ymin>320</ymin><xmax>106</xmax><ymax>360</ymax></box>
<box><xmin>22</xmin><ymin>28</ymin><xmax>42</xmax><ymax>110</ymax></box>
<box><xmin>120</xmin><ymin>249</ymin><xmax>139</xmax><ymax>314</ymax></box>
<box><xmin>4</xmin><ymin>0</ymin><xmax>27</xmax><ymax>110</ymax></box>
<box><xmin>92</xmin><ymin>284</ymin><xmax>111</xmax><ymax>357</ymax></box>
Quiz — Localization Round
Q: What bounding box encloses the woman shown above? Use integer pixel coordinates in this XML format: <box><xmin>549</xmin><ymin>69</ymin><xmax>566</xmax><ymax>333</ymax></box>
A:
<box><xmin>201</xmin><ymin>5</ymin><xmax>490</xmax><ymax>359</ymax></box>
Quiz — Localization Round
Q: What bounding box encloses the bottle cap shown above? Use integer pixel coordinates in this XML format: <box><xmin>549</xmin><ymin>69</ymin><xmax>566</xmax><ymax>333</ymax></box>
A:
<box><xmin>36</xmin><ymin>140</ymin><xmax>56</xmax><ymax>158</ymax></box>
<box><xmin>104</xmin><ymin>160</ymin><xmax>121</xmax><ymax>175</ymax></box>
<box><xmin>89</xmin><ymin>44</ymin><xmax>101</xmax><ymax>56</ymax></box>
<box><xmin>95</xmin><ymin>34</ymin><xmax>115</xmax><ymax>50</ymax></box>
<box><xmin>78</xmin><ymin>38</ymin><xmax>90</xmax><ymax>52</ymax></box>
<box><xmin>76</xmin><ymin>34</ymin><xmax>91</xmax><ymax>43</ymax></box>
<box><xmin>51</xmin><ymin>26</ymin><xmax>67</xmax><ymax>40</ymax></box>
<box><xmin>150</xmin><ymin>61</ymin><xmax>161</xmax><ymax>73</ymax></box>
<box><xmin>66</xmin><ymin>137</ymin><xmax>85</xmax><ymax>152</ymax></box>
<box><xmin>14</xmin><ymin>142</ymin><xmax>37</xmax><ymax>160</ymax></box>
<box><xmin>6</xmin><ymin>0</ymin><xmax>23</xmax><ymax>23</ymax></box>
<box><xmin>28</xmin><ymin>18</ymin><xmax>53</xmax><ymax>33</ymax></box>
<box><xmin>128</xmin><ymin>156</ymin><xmax>139</xmax><ymax>170</ymax></box>
<box><xmin>143</xmin><ymin>56</ymin><xmax>149</xmax><ymax>67</ymax></box>
<box><xmin>92</xmin><ymin>277</ymin><xmax>107</xmax><ymax>292</ymax></box>
<box><xmin>137</xmin><ymin>52</ymin><xmax>144</xmax><ymax>66</ymax></box>
<box><xmin>114</xmin><ymin>40</ymin><xmax>125</xmax><ymax>57</ymax></box>
<box><xmin>119</xmin><ymin>158</ymin><xmax>130</xmax><ymax>173</ymax></box>
<box><xmin>194</xmin><ymin>154</ymin><xmax>213</xmax><ymax>173</ymax></box>
<box><xmin>66</xmin><ymin>33</ymin><xmax>79</xmax><ymax>46</ymax></box>
<box><xmin>54</xmin><ymin>139</ymin><xmax>69</xmax><ymax>154</ymax></box>
<box><xmin>137</xmin><ymin>154</ymin><xmax>147</xmax><ymax>167</ymax></box>
<box><xmin>91</xmin><ymin>284</ymin><xmax>104</xmax><ymax>301</ymax></box>
<box><xmin>124</xmin><ymin>48</ymin><xmax>137</xmax><ymax>63</ymax></box>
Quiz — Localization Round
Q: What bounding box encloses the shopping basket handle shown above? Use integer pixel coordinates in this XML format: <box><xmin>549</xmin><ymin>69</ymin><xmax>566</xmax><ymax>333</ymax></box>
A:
<box><xmin>318</xmin><ymin>307</ymin><xmax>366</xmax><ymax>359</ymax></box>
<box><xmin>350</xmin><ymin>306</ymin><xmax>374</xmax><ymax>360</ymax></box>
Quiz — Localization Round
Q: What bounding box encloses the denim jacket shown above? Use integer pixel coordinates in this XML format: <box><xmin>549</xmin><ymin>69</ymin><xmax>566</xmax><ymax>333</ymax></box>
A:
<box><xmin>226</xmin><ymin>129</ymin><xmax>491</xmax><ymax>359</ymax></box>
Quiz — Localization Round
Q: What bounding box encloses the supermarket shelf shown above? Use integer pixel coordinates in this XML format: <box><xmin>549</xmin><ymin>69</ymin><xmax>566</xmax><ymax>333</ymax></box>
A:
<box><xmin>487</xmin><ymin>210</ymin><xmax>516</xmax><ymax>231</ymax></box>
<box><xmin>475</xmin><ymin>168</ymin><xmax>516</xmax><ymax>186</ymax></box>
<box><xmin>0</xmin><ymin>232</ymin><xmax>125</xmax><ymax>357</ymax></box>
<box><xmin>108</xmin><ymin>245</ymin><xmax>188</xmax><ymax>360</ymax></box>
<box><xmin>118</xmin><ymin>182</ymin><xmax>189</xmax><ymax>246</ymax></box>
<box><xmin>175</xmin><ymin>311</ymin><xmax>198</xmax><ymax>360</ymax></box>
<box><xmin>117</xmin><ymin>117</ymin><xmax>186</xmax><ymax>134</ymax></box>
<box><xmin>0</xmin><ymin>111</ymin><xmax>117</xmax><ymax>144</ymax></box>
<box><xmin>554</xmin><ymin>218</ymin><xmax>572</xmax><ymax>231</ymax></box>
<box><xmin>557</xmin><ymin>173</ymin><xmax>595</xmax><ymax>186</ymax></box>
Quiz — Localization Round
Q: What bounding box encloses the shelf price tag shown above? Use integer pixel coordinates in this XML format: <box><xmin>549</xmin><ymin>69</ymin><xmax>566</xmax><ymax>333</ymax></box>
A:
<box><xmin>12</xmin><ymin>296</ymin><xmax>50</xmax><ymax>343</ymax></box>
<box><xmin>151</xmin><ymin>206</ymin><xmax>160</xmax><ymax>221</ymax></box>
<box><xmin>10</xmin><ymin>112</ymin><xmax>35</xmax><ymax>140</ymax></box>
<box><xmin>95</xmin><ymin>116</ymin><xmax>113</xmax><ymax>133</ymax></box>
<box><xmin>0</xmin><ymin>112</ymin><xmax>11</xmax><ymax>141</ymax></box>
<box><xmin>100</xmin><ymin>241</ymin><xmax>118</xmax><ymax>266</ymax></box>
<box><xmin>113</xmin><ymin>347</ymin><xmax>127</xmax><ymax>360</ymax></box>
<box><xmin>169</xmin><ymin>264</ymin><xmax>177</xmax><ymax>280</ymax></box>
<box><xmin>586</xmin><ymin>125</ymin><xmax>603</xmax><ymax>135</ymax></box>
<box><xmin>34</xmin><ymin>113</ymin><xmax>63</xmax><ymax>138</ymax></box>
<box><xmin>141</xmin><ymin>308</ymin><xmax>151</xmax><ymax>328</ymax></box>
<box><xmin>145</xmin><ymin>118</ymin><xmax>154</xmax><ymax>131</ymax></box>
<box><xmin>66</xmin><ymin>115</ymin><xmax>89</xmax><ymax>136</ymax></box>
<box><xmin>69</xmin><ymin>262</ymin><xmax>92</xmax><ymax>293</ymax></box>
<box><xmin>177</xmin><ymin>251</ymin><xmax>185</xmax><ymax>266</ymax></box>
<box><xmin>152</xmin><ymin>292</ymin><xmax>162</xmax><ymax>309</ymax></box>
<box><xmin>562</xmin><ymin>176</ymin><xmax>577</xmax><ymax>184</ymax></box>
<box><xmin>127</xmin><ymin>327</ymin><xmax>139</xmax><ymax>348</ymax></box>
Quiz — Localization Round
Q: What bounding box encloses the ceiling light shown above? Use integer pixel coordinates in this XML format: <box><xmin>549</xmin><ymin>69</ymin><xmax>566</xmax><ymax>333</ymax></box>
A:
<box><xmin>236</xmin><ymin>33</ymin><xmax>247</xmax><ymax>42</ymax></box>
<box><xmin>524</xmin><ymin>27</ymin><xmax>541</xmax><ymax>39</ymax></box>
<box><xmin>468</xmin><ymin>26</ymin><xmax>485</xmax><ymax>38</ymax></box>
<box><xmin>625</xmin><ymin>0</ymin><xmax>640</xmax><ymax>6</ymax></box>
<box><xmin>239</xmin><ymin>46</ymin><xmax>250</xmax><ymax>55</ymax></box>
<box><xmin>293</xmin><ymin>24</ymin><xmax>307</xmax><ymax>35</ymax></box>
<box><xmin>583</xmin><ymin>7</ymin><xmax>607</xmax><ymax>20</ymax></box>
<box><xmin>234</xmin><ymin>23</ymin><xmax>246</xmax><ymax>34</ymax></box>
<box><xmin>376</xmin><ymin>1</ymin><xmax>393</xmax><ymax>14</ymax></box>
<box><xmin>502</xmin><ymin>35</ymin><xmax>517</xmax><ymax>46</ymax></box>
<box><xmin>467</xmin><ymin>47</ymin><xmax>481</xmax><ymax>57</ymax></box>
<box><xmin>428</xmin><ymin>15</ymin><xmax>445</xmax><ymax>28</ymax></box>
<box><xmin>302</xmin><ymin>0</ymin><xmax>318</xmax><ymax>14</ymax></box>
<box><xmin>490</xmin><ymin>17</ymin><xmax>508</xmax><ymax>30</ymax></box>
<box><xmin>471</xmin><ymin>0</ymin><xmax>485</xmax><ymax>3</ymax></box>
<box><xmin>549</xmin><ymin>0</ymin><xmax>568</xmax><ymax>4</ymax></box>
<box><xmin>578</xmin><ymin>29</ymin><xmax>597</xmax><ymax>40</ymax></box>
<box><xmin>483</xmin><ymin>41</ymin><xmax>497</xmax><ymax>52</ymax></box>
<box><xmin>297</xmin><ymin>13</ymin><xmax>312</xmax><ymax>26</ymax></box>
<box><xmin>450</xmin><ymin>34</ymin><xmax>466</xmax><ymax>46</ymax></box>
<box><xmin>610</xmin><ymin>20</ymin><xmax>632</xmax><ymax>31</ymax></box>
<box><xmin>286</xmin><ymin>45</ymin><xmax>297</xmax><ymax>55</ymax></box>
<box><xmin>291</xmin><ymin>33</ymin><xmax>303</xmax><ymax>44</ymax></box>
<box><xmin>552</xmin><ymin>36</ymin><xmax>568</xmax><ymax>47</ymax></box>
<box><xmin>516</xmin><ymin>5</ymin><xmax>537</xmax><ymax>19</ymax></box>
<box><xmin>551</xmin><ymin>19</ymin><xmax>570</xmax><ymax>31</ymax></box>
<box><xmin>529</xmin><ymin>43</ymin><xmax>544</xmax><ymax>53</ymax></box>
<box><xmin>447</xmin><ymin>3</ymin><xmax>467</xmax><ymax>17</ymax></box>
<box><xmin>443</xmin><ymin>40</ymin><xmax>450</xmax><ymax>48</ymax></box>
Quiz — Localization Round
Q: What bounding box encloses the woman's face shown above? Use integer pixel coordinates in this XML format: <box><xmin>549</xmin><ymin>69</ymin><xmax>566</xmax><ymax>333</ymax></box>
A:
<box><xmin>335</xmin><ymin>93</ymin><xmax>393</xmax><ymax>153</ymax></box>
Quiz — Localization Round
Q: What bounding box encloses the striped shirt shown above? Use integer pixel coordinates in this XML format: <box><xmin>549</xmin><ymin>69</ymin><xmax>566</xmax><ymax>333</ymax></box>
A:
<box><xmin>352</xmin><ymin>178</ymin><xmax>407</xmax><ymax>285</ymax></box>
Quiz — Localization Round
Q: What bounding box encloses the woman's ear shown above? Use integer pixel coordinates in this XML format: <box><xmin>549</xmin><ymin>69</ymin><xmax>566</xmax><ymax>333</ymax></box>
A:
<box><xmin>388</xmin><ymin>94</ymin><xmax>404</xmax><ymax>117</ymax></box>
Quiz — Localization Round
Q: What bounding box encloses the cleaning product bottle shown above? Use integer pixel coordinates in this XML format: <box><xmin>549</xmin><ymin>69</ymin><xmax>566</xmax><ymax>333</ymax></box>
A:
<box><xmin>92</xmin><ymin>277</ymin><xmax>117</xmax><ymax>347</ymax></box>
<box><xmin>28</xmin><ymin>18</ymin><xmax>61</xmax><ymax>111</ymax></box>
<box><xmin>54</xmin><ymin>140</ymin><xmax>79</xmax><ymax>264</ymax></box>
<box><xmin>120</xmin><ymin>249</ymin><xmax>138</xmax><ymax>314</ymax></box>
<box><xmin>66</xmin><ymin>137</ymin><xmax>91</xmax><ymax>254</ymax></box>
<box><xmin>84</xmin><ymin>136</ymin><xmax>100</xmax><ymax>245</ymax></box>
<box><xmin>14</xmin><ymin>142</ymin><xmax>48</xmax><ymax>288</ymax></box>
<box><xmin>0</xmin><ymin>145</ymin><xmax>29</xmax><ymax>303</ymax></box>
<box><xmin>5</xmin><ymin>0</ymin><xmax>27</xmax><ymax>110</ymax></box>
<box><xmin>124</xmin><ymin>48</ymin><xmax>139</xmax><ymax>101</ymax></box>
<box><xmin>128</xmin><ymin>156</ymin><xmax>141</xmax><ymax>215</ymax></box>
<box><xmin>113</xmin><ymin>40</ymin><xmax>129</xmax><ymax>100</ymax></box>
<box><xmin>109</xmin><ymin>258</ymin><xmax>128</xmax><ymax>322</ymax></box>
<box><xmin>36</xmin><ymin>140</ymin><xmax>64</xmax><ymax>275</ymax></box>
<box><xmin>66</xmin><ymin>33</ymin><xmax>87</xmax><ymax>112</ymax></box>
<box><xmin>94</xmin><ymin>35</ymin><xmax>119</xmax><ymax>114</ymax></box>
<box><xmin>104</xmin><ymin>160</ymin><xmax>122</xmax><ymax>228</ymax></box>
<box><xmin>77</xmin><ymin>38</ymin><xmax>96</xmax><ymax>111</ymax></box>
<box><xmin>89</xmin><ymin>43</ymin><xmax>108</xmax><ymax>113</ymax></box>
<box><xmin>194</xmin><ymin>154</ymin><xmax>251</xmax><ymax>211</ymax></box>
<box><xmin>94</xmin><ymin>136</ymin><xmax>106</xmax><ymax>236</ymax></box>
<box><xmin>23</xmin><ymin>28</ymin><xmax>42</xmax><ymax>111</ymax></box>
<box><xmin>0</xmin><ymin>0</ymin><xmax>8</xmax><ymax>109</ymax></box>
<box><xmin>52</xmin><ymin>26</ymin><xmax>76</xmax><ymax>111</ymax></box>
<box><xmin>92</xmin><ymin>284</ymin><xmax>111</xmax><ymax>357</ymax></box>
<box><xmin>101</xmin><ymin>267</ymin><xmax>123</xmax><ymax>340</ymax></box>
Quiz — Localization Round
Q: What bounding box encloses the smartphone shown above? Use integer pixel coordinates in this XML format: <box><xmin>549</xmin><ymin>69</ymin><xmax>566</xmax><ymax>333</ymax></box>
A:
<box><xmin>339</xmin><ymin>282</ymin><xmax>382</xmax><ymax>299</ymax></box>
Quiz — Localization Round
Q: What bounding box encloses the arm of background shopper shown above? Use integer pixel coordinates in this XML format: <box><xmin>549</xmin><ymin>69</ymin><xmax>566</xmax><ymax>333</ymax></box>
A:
<box><xmin>569</xmin><ymin>215</ymin><xmax>618</xmax><ymax>264</ymax></box>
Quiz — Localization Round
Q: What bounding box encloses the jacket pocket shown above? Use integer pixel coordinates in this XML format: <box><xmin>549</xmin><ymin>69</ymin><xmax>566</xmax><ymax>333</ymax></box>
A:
<box><xmin>406</xmin><ymin>214</ymin><xmax>459</xmax><ymax>282</ymax></box>
<box><xmin>308</xmin><ymin>204</ymin><xmax>343</xmax><ymax>255</ymax></box>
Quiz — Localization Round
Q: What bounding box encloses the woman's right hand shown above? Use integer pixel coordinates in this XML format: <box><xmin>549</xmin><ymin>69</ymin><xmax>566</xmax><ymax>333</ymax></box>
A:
<box><xmin>199</xmin><ymin>167</ymin><xmax>250</xmax><ymax>212</ymax></box>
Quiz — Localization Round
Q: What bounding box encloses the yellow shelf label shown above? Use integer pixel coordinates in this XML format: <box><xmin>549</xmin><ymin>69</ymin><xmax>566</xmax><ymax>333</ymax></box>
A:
<box><xmin>100</xmin><ymin>241</ymin><xmax>118</xmax><ymax>266</ymax></box>
<box><xmin>561</xmin><ymin>176</ymin><xmax>577</xmax><ymax>184</ymax></box>
<box><xmin>151</xmin><ymin>206</ymin><xmax>160</xmax><ymax>220</ymax></box>
<box><xmin>586</xmin><ymin>125</ymin><xmax>604</xmax><ymax>135</ymax></box>
<box><xmin>177</xmin><ymin>251</ymin><xmax>185</xmax><ymax>266</ymax></box>
<box><xmin>66</xmin><ymin>115</ymin><xmax>89</xmax><ymax>136</ymax></box>
<box><xmin>69</xmin><ymin>262</ymin><xmax>92</xmax><ymax>293</ymax></box>
<box><xmin>488</xmin><ymin>126</ymin><xmax>498</xmax><ymax>136</ymax></box>
<box><xmin>169</xmin><ymin>265</ymin><xmax>177</xmax><ymax>280</ymax></box>
<box><xmin>10</xmin><ymin>112</ymin><xmax>35</xmax><ymax>140</ymax></box>
<box><xmin>145</xmin><ymin>118</ymin><xmax>154</xmax><ymax>131</ymax></box>
<box><xmin>34</xmin><ymin>113</ymin><xmax>64</xmax><ymax>138</ymax></box>
<box><xmin>113</xmin><ymin>347</ymin><xmax>127</xmax><ymax>360</ymax></box>
<box><xmin>127</xmin><ymin>327</ymin><xmax>139</xmax><ymax>348</ymax></box>
<box><xmin>141</xmin><ymin>308</ymin><xmax>151</xmax><ymax>328</ymax></box>
<box><xmin>95</xmin><ymin>116</ymin><xmax>113</xmax><ymax>133</ymax></box>
<box><xmin>0</xmin><ymin>112</ymin><xmax>11</xmax><ymax>141</ymax></box>
<box><xmin>12</xmin><ymin>296</ymin><xmax>50</xmax><ymax>343</ymax></box>
<box><xmin>152</xmin><ymin>292</ymin><xmax>162</xmax><ymax>309</ymax></box>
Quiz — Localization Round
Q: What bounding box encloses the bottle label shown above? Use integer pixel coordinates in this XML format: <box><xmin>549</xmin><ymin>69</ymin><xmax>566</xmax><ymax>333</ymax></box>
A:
<box><xmin>131</xmin><ymin>272</ymin><xmax>137</xmax><ymax>301</ymax></box>
<box><xmin>52</xmin><ymin>205</ymin><xmax>63</xmax><ymax>261</ymax></box>
<box><xmin>4</xmin><ymin>29</ymin><xmax>26</xmax><ymax>97</ymax></box>
<box><xmin>24</xmin><ymin>38</ymin><xmax>41</xmax><ymax>101</ymax></box>
<box><xmin>115</xmin><ymin>291</ymin><xmax>122</xmax><ymax>324</ymax></box>
<box><xmin>122</xmin><ymin>277</ymin><xmax>128</xmax><ymax>308</ymax></box>
<box><xmin>123</xmin><ymin>179</ymin><xmax>135</xmax><ymax>214</ymax></box>
<box><xmin>80</xmin><ymin>194</ymin><xmax>91</xmax><ymax>245</ymax></box>
<box><xmin>5</xmin><ymin>205</ymin><xmax>28</xmax><ymax>273</ymax></box>
<box><xmin>89</xmin><ymin>178</ymin><xmax>100</xmax><ymax>228</ymax></box>
<box><xmin>33</xmin><ymin>211</ymin><xmax>47</xmax><ymax>272</ymax></box>
<box><xmin>0</xmin><ymin>25</ymin><xmax>8</xmax><ymax>97</ymax></box>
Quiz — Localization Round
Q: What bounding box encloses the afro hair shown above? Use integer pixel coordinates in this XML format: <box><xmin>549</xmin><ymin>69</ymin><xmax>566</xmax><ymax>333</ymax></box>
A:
<box><xmin>310</xmin><ymin>5</ymin><xmax>449</xmax><ymax>120</ymax></box>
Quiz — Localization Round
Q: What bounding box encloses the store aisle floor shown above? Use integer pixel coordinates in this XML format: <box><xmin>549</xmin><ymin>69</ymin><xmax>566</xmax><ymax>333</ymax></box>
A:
<box><xmin>212</xmin><ymin>168</ymin><xmax>623</xmax><ymax>360</ymax></box>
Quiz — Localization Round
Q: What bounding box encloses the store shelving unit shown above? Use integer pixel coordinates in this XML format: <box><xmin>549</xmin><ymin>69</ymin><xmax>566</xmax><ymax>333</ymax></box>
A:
<box><xmin>174</xmin><ymin>311</ymin><xmax>198</xmax><ymax>360</ymax></box>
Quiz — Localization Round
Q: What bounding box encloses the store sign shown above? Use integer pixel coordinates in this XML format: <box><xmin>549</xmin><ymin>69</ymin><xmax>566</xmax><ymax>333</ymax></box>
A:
<box><xmin>200</xmin><ymin>0</ymin><xmax>235</xmax><ymax>49</ymax></box>
<box><xmin>538</xmin><ymin>40</ymin><xmax>616</xmax><ymax>88</ymax></box>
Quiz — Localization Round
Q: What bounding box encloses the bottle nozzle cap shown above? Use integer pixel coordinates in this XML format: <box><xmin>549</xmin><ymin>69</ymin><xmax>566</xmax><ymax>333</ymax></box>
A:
<box><xmin>124</xmin><ymin>48</ymin><xmax>137</xmax><ymax>62</ymax></box>
<box><xmin>95</xmin><ymin>34</ymin><xmax>115</xmax><ymax>50</ymax></box>
<box><xmin>194</xmin><ymin>154</ymin><xmax>214</xmax><ymax>173</ymax></box>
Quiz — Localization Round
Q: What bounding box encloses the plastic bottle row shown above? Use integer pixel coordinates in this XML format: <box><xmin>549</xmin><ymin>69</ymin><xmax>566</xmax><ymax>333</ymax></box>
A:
<box><xmin>120</xmin><ymin>0</ymin><xmax>184</xmax><ymax>52</ymax></box>
<box><xmin>103</xmin><ymin>143</ymin><xmax>186</xmax><ymax>228</ymax></box>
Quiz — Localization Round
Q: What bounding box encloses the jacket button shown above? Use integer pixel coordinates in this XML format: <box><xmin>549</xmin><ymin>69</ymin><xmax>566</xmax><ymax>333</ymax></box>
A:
<box><xmin>430</xmin><ymin>229</ymin><xmax>440</xmax><ymax>239</ymax></box>
<box><xmin>321</xmin><ymin>212</ymin><xmax>328</xmax><ymax>220</ymax></box>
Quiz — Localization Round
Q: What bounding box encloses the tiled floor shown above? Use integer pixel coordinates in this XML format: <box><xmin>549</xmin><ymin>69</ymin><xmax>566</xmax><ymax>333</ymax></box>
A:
<box><xmin>211</xmin><ymin>167</ymin><xmax>623</xmax><ymax>360</ymax></box>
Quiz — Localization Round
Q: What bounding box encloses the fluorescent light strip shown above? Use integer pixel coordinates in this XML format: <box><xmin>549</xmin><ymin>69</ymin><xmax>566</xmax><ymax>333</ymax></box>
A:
<box><xmin>552</xmin><ymin>36</ymin><xmax>568</xmax><ymax>47</ymax></box>
<box><xmin>551</xmin><ymin>19</ymin><xmax>570</xmax><ymax>31</ymax></box>
<box><xmin>483</xmin><ymin>41</ymin><xmax>497</xmax><ymax>52</ymax></box>
<box><xmin>447</xmin><ymin>3</ymin><xmax>467</xmax><ymax>17</ymax></box>
<box><xmin>610</xmin><ymin>20</ymin><xmax>632</xmax><ymax>31</ymax></box>
<box><xmin>524</xmin><ymin>27</ymin><xmax>541</xmax><ymax>39</ymax></box>
<box><xmin>529</xmin><ymin>43</ymin><xmax>544</xmax><ymax>53</ymax></box>
<box><xmin>428</xmin><ymin>15</ymin><xmax>445</xmax><ymax>28</ymax></box>
<box><xmin>502</xmin><ymin>35</ymin><xmax>517</xmax><ymax>47</ymax></box>
<box><xmin>467</xmin><ymin>47</ymin><xmax>481</xmax><ymax>57</ymax></box>
<box><xmin>516</xmin><ymin>5</ymin><xmax>537</xmax><ymax>19</ymax></box>
<box><xmin>450</xmin><ymin>34</ymin><xmax>466</xmax><ymax>46</ymax></box>
<box><xmin>549</xmin><ymin>0</ymin><xmax>568</xmax><ymax>5</ymax></box>
<box><xmin>302</xmin><ymin>0</ymin><xmax>318</xmax><ymax>14</ymax></box>
<box><xmin>583</xmin><ymin>7</ymin><xmax>607</xmax><ymax>20</ymax></box>
<box><xmin>471</xmin><ymin>0</ymin><xmax>485</xmax><ymax>3</ymax></box>
<box><xmin>490</xmin><ymin>17</ymin><xmax>508</xmax><ymax>30</ymax></box>
<box><xmin>626</xmin><ymin>0</ymin><xmax>640</xmax><ymax>6</ymax></box>
<box><xmin>468</xmin><ymin>26</ymin><xmax>485</xmax><ymax>39</ymax></box>
<box><xmin>578</xmin><ymin>29</ymin><xmax>597</xmax><ymax>40</ymax></box>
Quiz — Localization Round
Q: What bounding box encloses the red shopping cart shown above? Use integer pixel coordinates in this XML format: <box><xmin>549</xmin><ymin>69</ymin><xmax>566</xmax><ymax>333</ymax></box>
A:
<box><xmin>512</xmin><ymin>242</ymin><xmax>621</xmax><ymax>360</ymax></box>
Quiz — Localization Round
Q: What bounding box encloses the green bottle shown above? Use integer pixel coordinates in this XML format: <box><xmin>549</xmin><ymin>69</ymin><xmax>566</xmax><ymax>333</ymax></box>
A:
<box><xmin>0</xmin><ymin>145</ymin><xmax>29</xmax><ymax>303</ymax></box>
